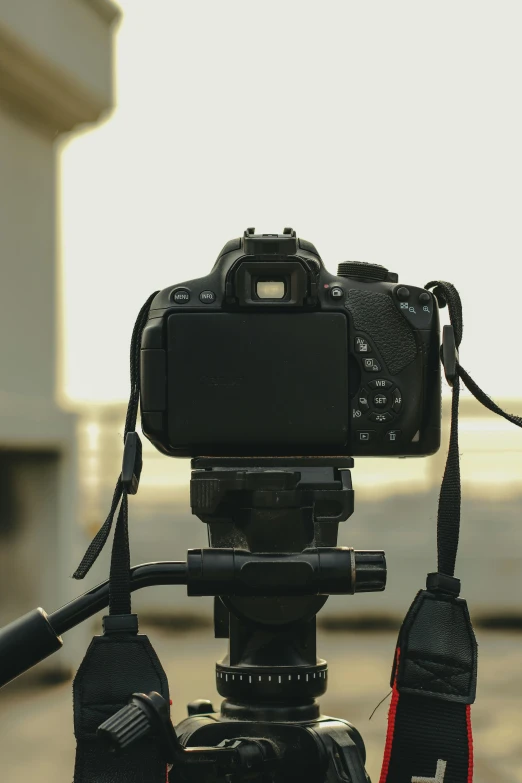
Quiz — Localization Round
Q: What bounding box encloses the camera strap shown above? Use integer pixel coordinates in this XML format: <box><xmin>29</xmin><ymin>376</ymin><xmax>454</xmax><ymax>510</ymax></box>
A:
<box><xmin>379</xmin><ymin>280</ymin><xmax>522</xmax><ymax>783</ymax></box>
<box><xmin>72</xmin><ymin>293</ymin><xmax>171</xmax><ymax>783</ymax></box>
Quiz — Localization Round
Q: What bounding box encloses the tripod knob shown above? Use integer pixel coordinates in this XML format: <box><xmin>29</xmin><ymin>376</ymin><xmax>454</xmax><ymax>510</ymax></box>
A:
<box><xmin>98</xmin><ymin>700</ymin><xmax>152</xmax><ymax>751</ymax></box>
<box><xmin>187</xmin><ymin>699</ymin><xmax>215</xmax><ymax>716</ymax></box>
<box><xmin>97</xmin><ymin>691</ymin><xmax>170</xmax><ymax>752</ymax></box>
<box><xmin>354</xmin><ymin>551</ymin><xmax>387</xmax><ymax>592</ymax></box>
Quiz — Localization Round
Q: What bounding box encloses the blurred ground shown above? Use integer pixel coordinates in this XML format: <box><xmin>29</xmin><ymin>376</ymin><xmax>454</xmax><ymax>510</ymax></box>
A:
<box><xmin>0</xmin><ymin>626</ymin><xmax>520</xmax><ymax>782</ymax></box>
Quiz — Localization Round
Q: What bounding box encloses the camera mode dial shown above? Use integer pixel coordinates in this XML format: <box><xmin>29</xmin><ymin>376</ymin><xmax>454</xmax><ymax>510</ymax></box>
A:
<box><xmin>337</xmin><ymin>261</ymin><xmax>389</xmax><ymax>281</ymax></box>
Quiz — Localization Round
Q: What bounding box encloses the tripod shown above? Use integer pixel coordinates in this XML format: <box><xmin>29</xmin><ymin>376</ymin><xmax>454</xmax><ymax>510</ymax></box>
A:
<box><xmin>0</xmin><ymin>457</ymin><xmax>386</xmax><ymax>782</ymax></box>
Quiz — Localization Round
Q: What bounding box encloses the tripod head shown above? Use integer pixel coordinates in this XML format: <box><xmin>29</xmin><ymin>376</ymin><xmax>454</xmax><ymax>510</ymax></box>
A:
<box><xmin>189</xmin><ymin>457</ymin><xmax>386</xmax><ymax>721</ymax></box>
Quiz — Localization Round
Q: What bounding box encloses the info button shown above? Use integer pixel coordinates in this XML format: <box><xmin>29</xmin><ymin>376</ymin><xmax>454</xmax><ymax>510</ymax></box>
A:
<box><xmin>199</xmin><ymin>290</ymin><xmax>216</xmax><ymax>304</ymax></box>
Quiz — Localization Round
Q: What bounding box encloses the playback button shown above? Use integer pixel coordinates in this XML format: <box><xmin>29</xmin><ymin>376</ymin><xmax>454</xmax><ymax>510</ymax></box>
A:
<box><xmin>356</xmin><ymin>430</ymin><xmax>376</xmax><ymax>443</ymax></box>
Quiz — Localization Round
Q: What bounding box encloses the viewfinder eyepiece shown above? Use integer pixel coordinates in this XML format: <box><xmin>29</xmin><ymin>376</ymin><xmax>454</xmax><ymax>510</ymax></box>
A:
<box><xmin>256</xmin><ymin>280</ymin><xmax>286</xmax><ymax>299</ymax></box>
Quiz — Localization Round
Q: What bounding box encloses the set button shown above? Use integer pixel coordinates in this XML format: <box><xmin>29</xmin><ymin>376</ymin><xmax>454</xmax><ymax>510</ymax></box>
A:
<box><xmin>373</xmin><ymin>393</ymin><xmax>388</xmax><ymax>407</ymax></box>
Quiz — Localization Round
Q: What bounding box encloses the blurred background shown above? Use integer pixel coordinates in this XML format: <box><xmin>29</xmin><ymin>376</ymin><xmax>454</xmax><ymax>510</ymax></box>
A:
<box><xmin>0</xmin><ymin>1</ymin><xmax>521</xmax><ymax>781</ymax></box>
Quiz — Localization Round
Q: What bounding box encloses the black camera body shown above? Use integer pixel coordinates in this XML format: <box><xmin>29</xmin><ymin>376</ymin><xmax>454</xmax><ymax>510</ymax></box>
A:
<box><xmin>140</xmin><ymin>228</ymin><xmax>441</xmax><ymax>458</ymax></box>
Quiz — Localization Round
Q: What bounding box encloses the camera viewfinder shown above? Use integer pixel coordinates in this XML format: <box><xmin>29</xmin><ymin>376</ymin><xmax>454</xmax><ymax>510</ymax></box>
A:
<box><xmin>256</xmin><ymin>280</ymin><xmax>286</xmax><ymax>299</ymax></box>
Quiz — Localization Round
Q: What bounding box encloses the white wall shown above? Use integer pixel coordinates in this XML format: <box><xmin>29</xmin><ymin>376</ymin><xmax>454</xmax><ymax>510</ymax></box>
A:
<box><xmin>62</xmin><ymin>0</ymin><xmax>522</xmax><ymax>403</ymax></box>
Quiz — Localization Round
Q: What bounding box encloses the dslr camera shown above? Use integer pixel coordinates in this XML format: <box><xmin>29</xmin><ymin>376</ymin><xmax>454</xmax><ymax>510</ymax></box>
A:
<box><xmin>140</xmin><ymin>228</ymin><xmax>441</xmax><ymax>457</ymax></box>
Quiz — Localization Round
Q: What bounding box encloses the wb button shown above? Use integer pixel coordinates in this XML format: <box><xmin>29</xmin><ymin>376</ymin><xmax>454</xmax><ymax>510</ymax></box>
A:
<box><xmin>357</xmin><ymin>431</ymin><xmax>375</xmax><ymax>442</ymax></box>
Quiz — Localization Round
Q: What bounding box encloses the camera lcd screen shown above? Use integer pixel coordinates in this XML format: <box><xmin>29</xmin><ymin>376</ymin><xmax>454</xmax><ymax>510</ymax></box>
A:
<box><xmin>167</xmin><ymin>312</ymin><xmax>349</xmax><ymax>453</ymax></box>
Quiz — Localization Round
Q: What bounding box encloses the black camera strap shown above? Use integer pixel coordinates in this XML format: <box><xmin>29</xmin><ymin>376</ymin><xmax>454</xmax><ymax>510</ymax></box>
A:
<box><xmin>72</xmin><ymin>291</ymin><xmax>159</xmax><ymax>600</ymax></box>
<box><xmin>379</xmin><ymin>280</ymin><xmax>522</xmax><ymax>783</ymax></box>
<box><xmin>72</xmin><ymin>293</ymin><xmax>171</xmax><ymax>783</ymax></box>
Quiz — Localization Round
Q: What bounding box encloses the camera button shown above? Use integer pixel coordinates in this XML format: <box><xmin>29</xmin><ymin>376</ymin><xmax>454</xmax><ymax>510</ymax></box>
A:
<box><xmin>368</xmin><ymin>379</ymin><xmax>393</xmax><ymax>390</ymax></box>
<box><xmin>362</xmin><ymin>357</ymin><xmax>381</xmax><ymax>372</ymax></box>
<box><xmin>357</xmin><ymin>390</ymin><xmax>370</xmax><ymax>412</ymax></box>
<box><xmin>373</xmin><ymin>393</ymin><xmax>388</xmax><ymax>408</ymax></box>
<box><xmin>172</xmin><ymin>288</ymin><xmax>191</xmax><ymax>304</ymax></box>
<box><xmin>419</xmin><ymin>292</ymin><xmax>431</xmax><ymax>304</ymax></box>
<box><xmin>356</xmin><ymin>430</ymin><xmax>375</xmax><ymax>442</ymax></box>
<box><xmin>385</xmin><ymin>430</ymin><xmax>401</xmax><ymax>443</ymax></box>
<box><xmin>354</xmin><ymin>336</ymin><xmax>371</xmax><ymax>353</ymax></box>
<box><xmin>199</xmin><ymin>290</ymin><xmax>216</xmax><ymax>304</ymax></box>
<box><xmin>391</xmin><ymin>388</ymin><xmax>402</xmax><ymax>412</ymax></box>
<box><xmin>368</xmin><ymin>411</ymin><xmax>393</xmax><ymax>423</ymax></box>
<box><xmin>396</xmin><ymin>286</ymin><xmax>410</xmax><ymax>301</ymax></box>
<box><xmin>330</xmin><ymin>286</ymin><xmax>344</xmax><ymax>299</ymax></box>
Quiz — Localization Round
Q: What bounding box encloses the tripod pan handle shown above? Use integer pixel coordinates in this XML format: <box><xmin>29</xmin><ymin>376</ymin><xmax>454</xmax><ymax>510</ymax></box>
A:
<box><xmin>0</xmin><ymin>607</ymin><xmax>62</xmax><ymax>688</ymax></box>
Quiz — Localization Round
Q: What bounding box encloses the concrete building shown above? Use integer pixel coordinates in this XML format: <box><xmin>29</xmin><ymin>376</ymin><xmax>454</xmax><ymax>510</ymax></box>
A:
<box><xmin>0</xmin><ymin>0</ymin><xmax>119</xmax><ymax>679</ymax></box>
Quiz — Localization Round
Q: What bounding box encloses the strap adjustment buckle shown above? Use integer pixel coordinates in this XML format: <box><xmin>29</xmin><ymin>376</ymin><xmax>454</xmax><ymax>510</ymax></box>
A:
<box><xmin>122</xmin><ymin>431</ymin><xmax>143</xmax><ymax>495</ymax></box>
<box><xmin>442</xmin><ymin>325</ymin><xmax>459</xmax><ymax>386</ymax></box>
<box><xmin>103</xmin><ymin>614</ymin><xmax>139</xmax><ymax>635</ymax></box>
<box><xmin>426</xmin><ymin>571</ymin><xmax>461</xmax><ymax>597</ymax></box>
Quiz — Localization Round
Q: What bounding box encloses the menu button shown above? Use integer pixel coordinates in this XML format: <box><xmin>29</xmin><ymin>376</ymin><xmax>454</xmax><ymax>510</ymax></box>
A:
<box><xmin>172</xmin><ymin>288</ymin><xmax>190</xmax><ymax>304</ymax></box>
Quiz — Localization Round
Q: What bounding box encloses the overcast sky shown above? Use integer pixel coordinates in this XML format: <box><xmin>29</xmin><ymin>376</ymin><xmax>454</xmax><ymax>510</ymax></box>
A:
<box><xmin>60</xmin><ymin>1</ymin><xmax>522</xmax><ymax>403</ymax></box>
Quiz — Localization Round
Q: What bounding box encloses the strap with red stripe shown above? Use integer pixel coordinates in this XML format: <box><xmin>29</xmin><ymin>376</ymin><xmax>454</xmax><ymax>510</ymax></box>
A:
<box><xmin>379</xmin><ymin>588</ymin><xmax>477</xmax><ymax>783</ymax></box>
<box><xmin>378</xmin><ymin>278</ymin><xmax>522</xmax><ymax>783</ymax></box>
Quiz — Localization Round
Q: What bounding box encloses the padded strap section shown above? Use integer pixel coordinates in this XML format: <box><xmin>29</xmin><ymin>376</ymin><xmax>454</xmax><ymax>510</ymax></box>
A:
<box><xmin>395</xmin><ymin>590</ymin><xmax>477</xmax><ymax>704</ymax></box>
<box><xmin>73</xmin><ymin>631</ymin><xmax>169</xmax><ymax>782</ymax></box>
<box><xmin>379</xmin><ymin>591</ymin><xmax>476</xmax><ymax>783</ymax></box>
